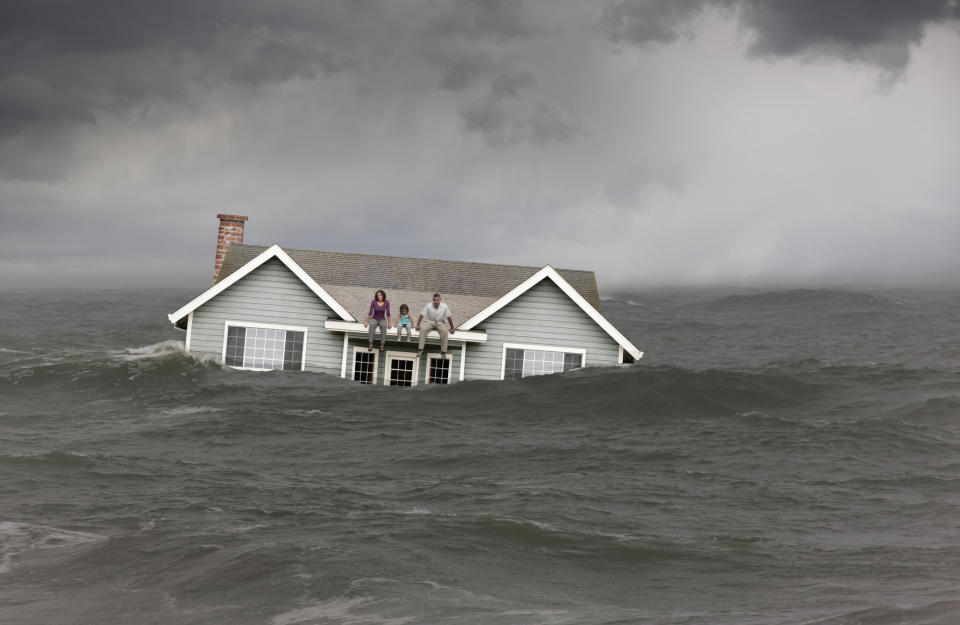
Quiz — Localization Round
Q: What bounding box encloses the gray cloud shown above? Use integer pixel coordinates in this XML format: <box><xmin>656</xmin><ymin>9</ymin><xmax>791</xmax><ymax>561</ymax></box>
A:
<box><xmin>601</xmin><ymin>0</ymin><xmax>960</xmax><ymax>74</ymax></box>
<box><xmin>424</xmin><ymin>0</ymin><xmax>534</xmax><ymax>41</ymax></box>
<box><xmin>0</xmin><ymin>1</ymin><xmax>958</xmax><ymax>289</ymax></box>
<box><xmin>0</xmin><ymin>74</ymin><xmax>94</xmax><ymax>136</ymax></box>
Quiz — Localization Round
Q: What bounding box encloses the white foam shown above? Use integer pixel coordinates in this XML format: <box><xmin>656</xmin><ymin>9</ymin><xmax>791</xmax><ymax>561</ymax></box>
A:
<box><xmin>160</xmin><ymin>405</ymin><xmax>223</xmax><ymax>416</ymax></box>
<box><xmin>271</xmin><ymin>596</ymin><xmax>415</xmax><ymax>625</ymax></box>
<box><xmin>115</xmin><ymin>340</ymin><xmax>186</xmax><ymax>362</ymax></box>
<box><xmin>0</xmin><ymin>521</ymin><xmax>105</xmax><ymax>573</ymax></box>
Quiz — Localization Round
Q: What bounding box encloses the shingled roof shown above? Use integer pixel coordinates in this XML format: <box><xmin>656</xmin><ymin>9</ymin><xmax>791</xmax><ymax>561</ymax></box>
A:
<box><xmin>216</xmin><ymin>245</ymin><xmax>603</xmax><ymax>314</ymax></box>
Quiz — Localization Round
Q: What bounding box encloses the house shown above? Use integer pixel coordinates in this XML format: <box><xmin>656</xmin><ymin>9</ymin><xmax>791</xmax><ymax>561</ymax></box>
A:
<box><xmin>168</xmin><ymin>214</ymin><xmax>642</xmax><ymax>385</ymax></box>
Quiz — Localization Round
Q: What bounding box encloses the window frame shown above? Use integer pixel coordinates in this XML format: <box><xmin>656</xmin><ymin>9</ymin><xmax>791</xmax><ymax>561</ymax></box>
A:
<box><xmin>383</xmin><ymin>350</ymin><xmax>419</xmax><ymax>387</ymax></box>
<box><xmin>425</xmin><ymin>353</ymin><xmax>452</xmax><ymax>385</ymax></box>
<box><xmin>221</xmin><ymin>320</ymin><xmax>308</xmax><ymax>371</ymax></box>
<box><xmin>351</xmin><ymin>346</ymin><xmax>380</xmax><ymax>385</ymax></box>
<box><xmin>500</xmin><ymin>342</ymin><xmax>587</xmax><ymax>380</ymax></box>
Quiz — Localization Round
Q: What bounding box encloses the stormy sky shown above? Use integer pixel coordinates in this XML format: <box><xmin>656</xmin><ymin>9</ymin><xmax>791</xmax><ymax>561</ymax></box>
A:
<box><xmin>1</xmin><ymin>0</ymin><xmax>958</xmax><ymax>290</ymax></box>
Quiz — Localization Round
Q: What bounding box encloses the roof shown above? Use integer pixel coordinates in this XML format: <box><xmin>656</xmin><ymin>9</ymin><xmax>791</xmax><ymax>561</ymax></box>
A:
<box><xmin>216</xmin><ymin>244</ymin><xmax>603</xmax><ymax>312</ymax></box>
<box><xmin>170</xmin><ymin>244</ymin><xmax>642</xmax><ymax>360</ymax></box>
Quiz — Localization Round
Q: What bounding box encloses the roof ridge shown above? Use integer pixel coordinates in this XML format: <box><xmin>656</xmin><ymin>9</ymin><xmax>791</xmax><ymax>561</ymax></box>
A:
<box><xmin>230</xmin><ymin>243</ymin><xmax>596</xmax><ymax>276</ymax></box>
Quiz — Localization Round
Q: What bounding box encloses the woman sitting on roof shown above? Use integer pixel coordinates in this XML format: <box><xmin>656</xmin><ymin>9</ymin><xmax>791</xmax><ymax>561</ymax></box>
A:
<box><xmin>364</xmin><ymin>289</ymin><xmax>391</xmax><ymax>352</ymax></box>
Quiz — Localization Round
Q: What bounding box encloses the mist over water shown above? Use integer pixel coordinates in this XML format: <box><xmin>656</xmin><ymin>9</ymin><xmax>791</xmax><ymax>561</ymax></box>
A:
<box><xmin>2</xmin><ymin>287</ymin><xmax>960</xmax><ymax>625</ymax></box>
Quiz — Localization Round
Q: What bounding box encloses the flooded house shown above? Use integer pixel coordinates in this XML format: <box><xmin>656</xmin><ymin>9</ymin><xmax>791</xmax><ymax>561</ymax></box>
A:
<box><xmin>168</xmin><ymin>215</ymin><xmax>642</xmax><ymax>385</ymax></box>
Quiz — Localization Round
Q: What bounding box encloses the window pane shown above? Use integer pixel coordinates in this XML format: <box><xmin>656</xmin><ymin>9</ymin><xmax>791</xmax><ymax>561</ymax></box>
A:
<box><xmin>504</xmin><ymin>348</ymin><xmax>524</xmax><ymax>380</ymax></box>
<box><xmin>354</xmin><ymin>351</ymin><xmax>376</xmax><ymax>384</ymax></box>
<box><xmin>520</xmin><ymin>349</ymin><xmax>575</xmax><ymax>378</ymax></box>
<box><xmin>243</xmin><ymin>328</ymin><xmax>287</xmax><ymax>369</ymax></box>
<box><xmin>389</xmin><ymin>358</ymin><xmax>414</xmax><ymax>386</ymax></box>
<box><xmin>283</xmin><ymin>331</ymin><xmax>304</xmax><ymax>370</ymax></box>
<box><xmin>428</xmin><ymin>356</ymin><xmax>450</xmax><ymax>384</ymax></box>
<box><xmin>225</xmin><ymin>326</ymin><xmax>246</xmax><ymax>366</ymax></box>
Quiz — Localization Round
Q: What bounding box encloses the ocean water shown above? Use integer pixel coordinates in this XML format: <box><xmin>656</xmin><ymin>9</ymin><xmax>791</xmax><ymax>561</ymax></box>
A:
<box><xmin>2</xmin><ymin>287</ymin><xmax>960</xmax><ymax>625</ymax></box>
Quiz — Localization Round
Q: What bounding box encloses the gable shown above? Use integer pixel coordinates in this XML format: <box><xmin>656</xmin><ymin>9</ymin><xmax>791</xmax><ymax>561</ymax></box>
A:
<box><xmin>168</xmin><ymin>244</ymin><xmax>354</xmax><ymax>325</ymax></box>
<box><xmin>460</xmin><ymin>266</ymin><xmax>642</xmax><ymax>360</ymax></box>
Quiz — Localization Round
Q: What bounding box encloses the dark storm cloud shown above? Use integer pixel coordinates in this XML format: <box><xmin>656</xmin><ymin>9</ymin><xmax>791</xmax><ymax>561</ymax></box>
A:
<box><xmin>0</xmin><ymin>74</ymin><xmax>93</xmax><ymax>135</ymax></box>
<box><xmin>601</xmin><ymin>0</ymin><xmax>960</xmax><ymax>73</ymax></box>
<box><xmin>434</xmin><ymin>54</ymin><xmax>573</xmax><ymax>146</ymax></box>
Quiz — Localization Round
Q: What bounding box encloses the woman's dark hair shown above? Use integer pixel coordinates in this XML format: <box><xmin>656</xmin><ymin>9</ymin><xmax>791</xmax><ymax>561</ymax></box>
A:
<box><xmin>399</xmin><ymin>303</ymin><xmax>409</xmax><ymax>313</ymax></box>
<box><xmin>374</xmin><ymin>289</ymin><xmax>387</xmax><ymax>302</ymax></box>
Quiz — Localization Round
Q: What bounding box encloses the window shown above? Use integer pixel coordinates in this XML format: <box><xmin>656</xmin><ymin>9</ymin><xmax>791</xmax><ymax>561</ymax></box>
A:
<box><xmin>224</xmin><ymin>323</ymin><xmax>305</xmax><ymax>370</ymax></box>
<box><xmin>384</xmin><ymin>352</ymin><xmax>418</xmax><ymax>386</ymax></box>
<box><xmin>502</xmin><ymin>344</ymin><xmax>584</xmax><ymax>380</ymax></box>
<box><xmin>352</xmin><ymin>347</ymin><xmax>378</xmax><ymax>384</ymax></box>
<box><xmin>427</xmin><ymin>355</ymin><xmax>450</xmax><ymax>384</ymax></box>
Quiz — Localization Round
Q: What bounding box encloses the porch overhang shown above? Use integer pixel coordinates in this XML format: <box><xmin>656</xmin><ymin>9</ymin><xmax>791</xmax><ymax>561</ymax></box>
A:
<box><xmin>324</xmin><ymin>320</ymin><xmax>488</xmax><ymax>343</ymax></box>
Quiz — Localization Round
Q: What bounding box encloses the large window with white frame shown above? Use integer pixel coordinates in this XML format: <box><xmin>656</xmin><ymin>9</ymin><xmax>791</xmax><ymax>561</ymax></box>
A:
<box><xmin>352</xmin><ymin>347</ymin><xmax>379</xmax><ymax>384</ymax></box>
<box><xmin>223</xmin><ymin>322</ymin><xmax>306</xmax><ymax>370</ymax></box>
<box><xmin>502</xmin><ymin>343</ymin><xmax>585</xmax><ymax>380</ymax></box>
<box><xmin>426</xmin><ymin>354</ymin><xmax>451</xmax><ymax>384</ymax></box>
<box><xmin>384</xmin><ymin>351</ymin><xmax>418</xmax><ymax>386</ymax></box>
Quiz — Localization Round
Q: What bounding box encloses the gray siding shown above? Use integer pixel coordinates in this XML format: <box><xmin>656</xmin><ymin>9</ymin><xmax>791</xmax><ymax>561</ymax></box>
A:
<box><xmin>464</xmin><ymin>279</ymin><xmax>622</xmax><ymax>381</ymax></box>
<box><xmin>345</xmin><ymin>336</ymin><xmax>463</xmax><ymax>386</ymax></box>
<box><xmin>188</xmin><ymin>258</ymin><xmax>344</xmax><ymax>374</ymax></box>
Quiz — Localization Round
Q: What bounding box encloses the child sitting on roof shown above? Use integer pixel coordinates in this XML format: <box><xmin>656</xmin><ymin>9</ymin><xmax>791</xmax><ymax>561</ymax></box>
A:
<box><xmin>395</xmin><ymin>304</ymin><xmax>412</xmax><ymax>342</ymax></box>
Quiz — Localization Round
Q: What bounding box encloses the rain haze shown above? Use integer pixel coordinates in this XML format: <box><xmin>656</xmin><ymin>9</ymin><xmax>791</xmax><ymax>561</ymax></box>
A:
<box><xmin>1</xmin><ymin>0</ymin><xmax>958</xmax><ymax>290</ymax></box>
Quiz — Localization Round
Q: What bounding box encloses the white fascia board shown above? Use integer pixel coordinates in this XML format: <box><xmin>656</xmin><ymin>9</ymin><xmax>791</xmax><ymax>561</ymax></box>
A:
<box><xmin>324</xmin><ymin>320</ymin><xmax>488</xmax><ymax>343</ymax></box>
<box><xmin>167</xmin><ymin>244</ymin><xmax>355</xmax><ymax>325</ymax></box>
<box><xmin>460</xmin><ymin>265</ymin><xmax>644</xmax><ymax>361</ymax></box>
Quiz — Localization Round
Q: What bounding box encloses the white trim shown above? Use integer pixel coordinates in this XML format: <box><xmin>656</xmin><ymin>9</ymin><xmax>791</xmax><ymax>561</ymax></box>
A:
<box><xmin>185</xmin><ymin>312</ymin><xmax>194</xmax><ymax>352</ymax></box>
<box><xmin>221</xmin><ymin>322</ymin><xmax>230</xmax><ymax>364</ymax></box>
<box><xmin>351</xmin><ymin>346</ymin><xmax>379</xmax><ymax>384</ymax></box>
<box><xmin>224</xmin><ymin>319</ymin><xmax>309</xmax><ymax>333</ymax></box>
<box><xmin>168</xmin><ymin>244</ymin><xmax>355</xmax><ymax>325</ymax></box>
<box><xmin>340</xmin><ymin>334</ymin><xmax>349</xmax><ymax>378</ymax></box>
<box><xmin>500</xmin><ymin>342</ymin><xmax>588</xmax><ymax>381</ymax></box>
<box><xmin>383</xmin><ymin>350</ymin><xmax>419</xmax><ymax>387</ymax></box>
<box><xmin>221</xmin><ymin>320</ymin><xmax>309</xmax><ymax>371</ymax></box>
<box><xmin>459</xmin><ymin>344</ymin><xmax>466</xmax><ymax>382</ymax></box>
<box><xmin>459</xmin><ymin>266</ymin><xmax>642</xmax><ymax>361</ymax></box>
<box><xmin>324</xmin><ymin>320</ymin><xmax>487</xmax><ymax>343</ymax></box>
<box><xmin>618</xmin><ymin>345</ymin><xmax>624</xmax><ymax>365</ymax></box>
<box><xmin>503</xmin><ymin>342</ymin><xmax>587</xmax><ymax>356</ymax></box>
<box><xmin>424</xmin><ymin>353</ymin><xmax>452</xmax><ymax>385</ymax></box>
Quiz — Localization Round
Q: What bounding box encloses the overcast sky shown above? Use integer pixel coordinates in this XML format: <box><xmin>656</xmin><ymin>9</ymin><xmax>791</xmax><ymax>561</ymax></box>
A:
<box><xmin>1</xmin><ymin>0</ymin><xmax>958</xmax><ymax>290</ymax></box>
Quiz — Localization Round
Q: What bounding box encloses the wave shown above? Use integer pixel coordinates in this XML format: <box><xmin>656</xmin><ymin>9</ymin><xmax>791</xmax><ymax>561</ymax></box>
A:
<box><xmin>115</xmin><ymin>339</ymin><xmax>188</xmax><ymax>360</ymax></box>
<box><xmin>807</xmin><ymin>600</ymin><xmax>960</xmax><ymax>625</ymax></box>
<box><xmin>694</xmin><ymin>289</ymin><xmax>909</xmax><ymax>313</ymax></box>
<box><xmin>0</xmin><ymin>522</ymin><xmax>105</xmax><ymax>573</ymax></box>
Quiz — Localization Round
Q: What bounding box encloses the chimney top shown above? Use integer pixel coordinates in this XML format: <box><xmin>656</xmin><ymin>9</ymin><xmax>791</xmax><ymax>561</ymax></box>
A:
<box><xmin>214</xmin><ymin>214</ymin><xmax>248</xmax><ymax>282</ymax></box>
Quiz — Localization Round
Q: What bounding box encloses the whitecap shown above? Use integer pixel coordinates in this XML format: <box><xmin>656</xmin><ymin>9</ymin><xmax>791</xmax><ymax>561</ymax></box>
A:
<box><xmin>0</xmin><ymin>521</ymin><xmax>105</xmax><ymax>573</ymax></box>
<box><xmin>271</xmin><ymin>596</ymin><xmax>415</xmax><ymax>625</ymax></box>
<box><xmin>115</xmin><ymin>340</ymin><xmax>185</xmax><ymax>361</ymax></box>
<box><xmin>160</xmin><ymin>405</ymin><xmax>223</xmax><ymax>416</ymax></box>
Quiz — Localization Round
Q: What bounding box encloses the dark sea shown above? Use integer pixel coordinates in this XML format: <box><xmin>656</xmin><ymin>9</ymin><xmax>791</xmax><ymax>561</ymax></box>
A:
<box><xmin>2</xmin><ymin>287</ymin><xmax>960</xmax><ymax>625</ymax></box>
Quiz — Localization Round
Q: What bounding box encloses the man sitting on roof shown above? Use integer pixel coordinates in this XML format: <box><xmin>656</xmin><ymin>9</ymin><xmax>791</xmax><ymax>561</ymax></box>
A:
<box><xmin>416</xmin><ymin>293</ymin><xmax>455</xmax><ymax>359</ymax></box>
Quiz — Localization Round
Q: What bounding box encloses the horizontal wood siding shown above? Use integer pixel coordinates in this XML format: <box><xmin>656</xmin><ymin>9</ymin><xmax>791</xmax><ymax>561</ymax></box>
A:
<box><xmin>345</xmin><ymin>336</ymin><xmax>463</xmax><ymax>386</ymax></box>
<box><xmin>464</xmin><ymin>279</ymin><xmax>621</xmax><ymax>380</ymax></box>
<box><xmin>189</xmin><ymin>258</ymin><xmax>343</xmax><ymax>373</ymax></box>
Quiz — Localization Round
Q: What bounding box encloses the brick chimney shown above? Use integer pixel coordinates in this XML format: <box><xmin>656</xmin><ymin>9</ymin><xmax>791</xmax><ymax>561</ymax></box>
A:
<box><xmin>214</xmin><ymin>214</ymin><xmax>248</xmax><ymax>282</ymax></box>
